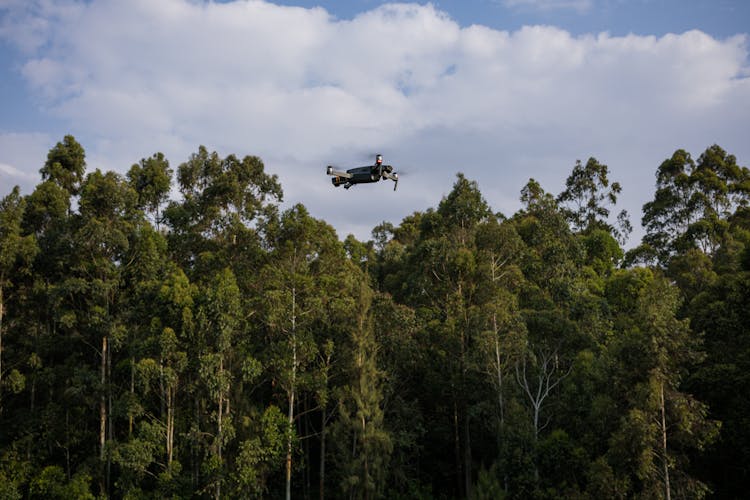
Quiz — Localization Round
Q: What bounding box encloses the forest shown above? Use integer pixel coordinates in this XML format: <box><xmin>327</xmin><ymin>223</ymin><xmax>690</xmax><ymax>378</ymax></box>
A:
<box><xmin>0</xmin><ymin>136</ymin><xmax>749</xmax><ymax>499</ymax></box>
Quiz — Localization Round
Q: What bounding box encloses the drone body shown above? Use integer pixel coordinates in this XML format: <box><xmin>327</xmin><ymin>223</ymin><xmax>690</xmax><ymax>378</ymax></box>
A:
<box><xmin>326</xmin><ymin>154</ymin><xmax>399</xmax><ymax>191</ymax></box>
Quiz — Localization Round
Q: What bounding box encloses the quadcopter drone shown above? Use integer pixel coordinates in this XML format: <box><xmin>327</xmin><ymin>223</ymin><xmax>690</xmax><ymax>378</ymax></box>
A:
<box><xmin>326</xmin><ymin>154</ymin><xmax>399</xmax><ymax>191</ymax></box>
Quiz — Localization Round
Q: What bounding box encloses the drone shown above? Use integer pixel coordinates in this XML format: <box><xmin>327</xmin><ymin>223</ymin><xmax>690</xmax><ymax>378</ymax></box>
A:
<box><xmin>326</xmin><ymin>154</ymin><xmax>399</xmax><ymax>191</ymax></box>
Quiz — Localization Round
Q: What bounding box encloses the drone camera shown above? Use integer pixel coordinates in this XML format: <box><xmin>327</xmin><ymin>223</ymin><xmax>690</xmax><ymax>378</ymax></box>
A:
<box><xmin>332</xmin><ymin>176</ymin><xmax>347</xmax><ymax>187</ymax></box>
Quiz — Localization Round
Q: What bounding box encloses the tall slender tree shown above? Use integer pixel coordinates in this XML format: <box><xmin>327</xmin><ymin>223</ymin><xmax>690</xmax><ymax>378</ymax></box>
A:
<box><xmin>0</xmin><ymin>187</ymin><xmax>37</xmax><ymax>413</ymax></box>
<box><xmin>607</xmin><ymin>272</ymin><xmax>719</xmax><ymax>499</ymax></box>
<box><xmin>331</xmin><ymin>279</ymin><xmax>392</xmax><ymax>500</ymax></box>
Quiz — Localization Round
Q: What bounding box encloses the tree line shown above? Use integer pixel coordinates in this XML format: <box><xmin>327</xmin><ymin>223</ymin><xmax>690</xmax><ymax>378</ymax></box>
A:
<box><xmin>0</xmin><ymin>136</ymin><xmax>748</xmax><ymax>499</ymax></box>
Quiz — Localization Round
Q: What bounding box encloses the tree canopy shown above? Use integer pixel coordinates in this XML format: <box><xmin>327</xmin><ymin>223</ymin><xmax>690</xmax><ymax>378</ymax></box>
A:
<box><xmin>0</xmin><ymin>138</ymin><xmax>746</xmax><ymax>499</ymax></box>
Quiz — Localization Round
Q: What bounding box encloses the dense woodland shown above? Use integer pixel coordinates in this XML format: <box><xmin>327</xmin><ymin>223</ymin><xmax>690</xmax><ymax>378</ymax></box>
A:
<box><xmin>0</xmin><ymin>136</ymin><xmax>749</xmax><ymax>499</ymax></box>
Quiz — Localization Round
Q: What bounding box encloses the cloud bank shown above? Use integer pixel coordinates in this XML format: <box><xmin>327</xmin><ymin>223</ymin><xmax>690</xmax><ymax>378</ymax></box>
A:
<box><xmin>1</xmin><ymin>0</ymin><xmax>748</xmax><ymax>241</ymax></box>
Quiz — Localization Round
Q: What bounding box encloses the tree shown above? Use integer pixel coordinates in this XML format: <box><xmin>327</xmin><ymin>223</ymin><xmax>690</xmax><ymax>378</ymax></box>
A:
<box><xmin>164</xmin><ymin>146</ymin><xmax>282</xmax><ymax>277</ymax></box>
<box><xmin>607</xmin><ymin>273</ymin><xmax>719</xmax><ymax>499</ymax></box>
<box><xmin>259</xmin><ymin>204</ymin><xmax>346</xmax><ymax>500</ymax></box>
<box><xmin>634</xmin><ymin>145</ymin><xmax>750</xmax><ymax>266</ymax></box>
<box><xmin>127</xmin><ymin>152</ymin><xmax>173</xmax><ymax>230</ymax></box>
<box><xmin>375</xmin><ymin>174</ymin><xmax>492</xmax><ymax>498</ymax></box>
<box><xmin>74</xmin><ymin>169</ymin><xmax>140</xmax><ymax>495</ymax></box>
<box><xmin>232</xmin><ymin>405</ymin><xmax>287</xmax><ymax>498</ymax></box>
<box><xmin>196</xmin><ymin>267</ymin><xmax>242</xmax><ymax>500</ymax></box>
<box><xmin>155</xmin><ymin>266</ymin><xmax>193</xmax><ymax>469</ymax></box>
<box><xmin>682</xmin><ymin>230</ymin><xmax>750</xmax><ymax>498</ymax></box>
<box><xmin>332</xmin><ymin>280</ymin><xmax>392</xmax><ymax>500</ymax></box>
<box><xmin>557</xmin><ymin>157</ymin><xmax>631</xmax><ymax>244</ymax></box>
<box><xmin>0</xmin><ymin>188</ymin><xmax>37</xmax><ymax>411</ymax></box>
<box><xmin>40</xmin><ymin>135</ymin><xmax>86</xmax><ymax>197</ymax></box>
<box><xmin>470</xmin><ymin>216</ymin><xmax>528</xmax><ymax>495</ymax></box>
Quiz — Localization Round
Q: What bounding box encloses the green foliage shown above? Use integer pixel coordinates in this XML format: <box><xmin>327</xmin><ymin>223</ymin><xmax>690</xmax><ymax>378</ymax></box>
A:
<box><xmin>471</xmin><ymin>462</ymin><xmax>507</xmax><ymax>500</ymax></box>
<box><xmin>233</xmin><ymin>405</ymin><xmax>287</xmax><ymax>498</ymax></box>
<box><xmin>29</xmin><ymin>466</ymin><xmax>94</xmax><ymax>499</ymax></box>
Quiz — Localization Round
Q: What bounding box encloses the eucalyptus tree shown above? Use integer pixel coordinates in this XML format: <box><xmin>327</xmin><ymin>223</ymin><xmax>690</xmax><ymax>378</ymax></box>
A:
<box><xmin>688</xmin><ymin>145</ymin><xmax>750</xmax><ymax>250</ymax></box>
<box><xmin>40</xmin><ymin>135</ymin><xmax>86</xmax><ymax>198</ymax></box>
<box><xmin>605</xmin><ymin>271</ymin><xmax>719</xmax><ymax>499</ymax></box>
<box><xmin>634</xmin><ymin>145</ymin><xmax>750</xmax><ymax>266</ymax></box>
<box><xmin>0</xmin><ymin>187</ymin><xmax>37</xmax><ymax>414</ymax></box>
<box><xmin>16</xmin><ymin>145</ymin><xmax>81</xmax><ymax>483</ymax></box>
<box><xmin>73</xmin><ymin>169</ymin><xmax>141</xmax><ymax>495</ymax></box>
<box><xmin>331</xmin><ymin>280</ymin><xmax>392</xmax><ymax>500</ymax></box>
<box><xmin>557</xmin><ymin>157</ymin><xmax>631</xmax><ymax>244</ymax></box>
<box><xmin>474</xmin><ymin>216</ymin><xmax>525</xmax><ymax>432</ymax></box>
<box><xmin>0</xmin><ymin>138</ymin><xmax>83</xmax><ymax>495</ymax></box>
<box><xmin>127</xmin><ymin>152</ymin><xmax>173</xmax><ymax>230</ymax></box>
<box><xmin>111</xmin><ymin>259</ymin><xmax>192</xmax><ymax>497</ymax></box>
<box><xmin>680</xmin><ymin>226</ymin><xmax>750</xmax><ymax>498</ymax></box>
<box><xmin>377</xmin><ymin>174</ymin><xmax>491</xmax><ymax>497</ymax></box>
<box><xmin>508</xmin><ymin>179</ymin><xmax>590</xmax><ymax>491</ymax></box>
<box><xmin>195</xmin><ymin>267</ymin><xmax>243</xmax><ymax>500</ymax></box>
<box><xmin>163</xmin><ymin>146</ymin><xmax>282</xmax><ymax>280</ymax></box>
<box><xmin>258</xmin><ymin>204</ymin><xmax>360</xmax><ymax>499</ymax></box>
<box><xmin>368</xmin><ymin>292</ymin><xmax>425</xmax><ymax>497</ymax></box>
<box><xmin>153</xmin><ymin>265</ymin><xmax>193</xmax><ymax>470</ymax></box>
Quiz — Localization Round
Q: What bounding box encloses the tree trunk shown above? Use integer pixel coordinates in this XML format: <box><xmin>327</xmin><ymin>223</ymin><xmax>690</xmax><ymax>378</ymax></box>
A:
<box><xmin>107</xmin><ymin>333</ymin><xmax>113</xmax><ymax>495</ymax></box>
<box><xmin>660</xmin><ymin>381</ymin><xmax>671</xmax><ymax>500</ymax></box>
<box><xmin>100</xmin><ymin>335</ymin><xmax>108</xmax><ymax>461</ymax></box>
<box><xmin>193</xmin><ymin>397</ymin><xmax>200</xmax><ymax>487</ymax></box>
<box><xmin>65</xmin><ymin>408</ymin><xmax>71</xmax><ymax>480</ymax></box>
<box><xmin>99</xmin><ymin>334</ymin><xmax>108</xmax><ymax>497</ymax></box>
<box><xmin>464</xmin><ymin>408</ymin><xmax>472</xmax><ymax>498</ymax></box>
<box><xmin>129</xmin><ymin>356</ymin><xmax>135</xmax><ymax>436</ymax></box>
<box><xmin>286</xmin><ymin>385</ymin><xmax>295</xmax><ymax>500</ymax></box>
<box><xmin>493</xmin><ymin>313</ymin><xmax>504</xmax><ymax>426</ymax></box>
<box><xmin>453</xmin><ymin>398</ymin><xmax>462</xmax><ymax>497</ymax></box>
<box><xmin>459</xmin><ymin>284</ymin><xmax>471</xmax><ymax>499</ymax></box>
<box><xmin>320</xmin><ymin>406</ymin><xmax>327</xmax><ymax>500</ymax></box>
<box><xmin>167</xmin><ymin>382</ymin><xmax>175</xmax><ymax>466</ymax></box>
<box><xmin>216</xmin><ymin>356</ymin><xmax>224</xmax><ymax>500</ymax></box>
<box><xmin>0</xmin><ymin>286</ymin><xmax>3</xmax><ymax>407</ymax></box>
<box><xmin>286</xmin><ymin>285</ymin><xmax>297</xmax><ymax>500</ymax></box>
<box><xmin>362</xmin><ymin>414</ymin><xmax>370</xmax><ymax>500</ymax></box>
<box><xmin>160</xmin><ymin>356</ymin><xmax>166</xmax><ymax>424</ymax></box>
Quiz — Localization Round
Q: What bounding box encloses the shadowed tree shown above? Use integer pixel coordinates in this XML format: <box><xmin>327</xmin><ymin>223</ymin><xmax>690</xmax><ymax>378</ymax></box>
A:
<box><xmin>259</xmin><ymin>204</ymin><xmax>356</xmax><ymax>500</ymax></box>
<box><xmin>606</xmin><ymin>272</ymin><xmax>719</xmax><ymax>499</ymax></box>
<box><xmin>0</xmin><ymin>187</ymin><xmax>38</xmax><ymax>414</ymax></box>
<box><xmin>557</xmin><ymin>157</ymin><xmax>631</xmax><ymax>244</ymax></box>
<box><xmin>633</xmin><ymin>145</ymin><xmax>750</xmax><ymax>266</ymax></box>
<box><xmin>196</xmin><ymin>267</ymin><xmax>242</xmax><ymax>500</ymax></box>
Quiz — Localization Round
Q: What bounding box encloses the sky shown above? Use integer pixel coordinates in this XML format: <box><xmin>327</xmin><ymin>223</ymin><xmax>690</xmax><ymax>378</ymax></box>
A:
<box><xmin>1</xmin><ymin>0</ymin><xmax>749</xmax><ymax>244</ymax></box>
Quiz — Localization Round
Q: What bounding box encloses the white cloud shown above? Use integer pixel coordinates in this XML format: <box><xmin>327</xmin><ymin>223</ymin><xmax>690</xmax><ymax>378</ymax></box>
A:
<box><xmin>0</xmin><ymin>132</ymin><xmax>51</xmax><ymax>193</ymax></box>
<box><xmin>0</xmin><ymin>1</ymin><xmax>748</xmax><ymax>243</ymax></box>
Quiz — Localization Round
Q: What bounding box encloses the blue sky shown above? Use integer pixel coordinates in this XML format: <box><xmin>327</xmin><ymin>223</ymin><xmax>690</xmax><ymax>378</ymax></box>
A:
<box><xmin>271</xmin><ymin>0</ymin><xmax>750</xmax><ymax>38</ymax></box>
<box><xmin>1</xmin><ymin>0</ymin><xmax>749</xmax><ymax>242</ymax></box>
